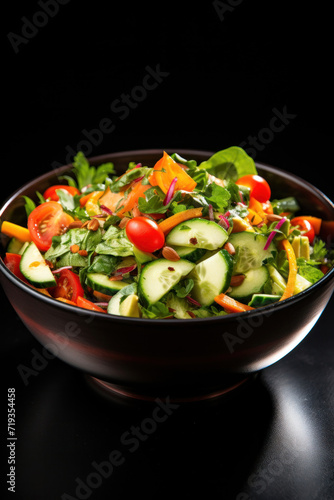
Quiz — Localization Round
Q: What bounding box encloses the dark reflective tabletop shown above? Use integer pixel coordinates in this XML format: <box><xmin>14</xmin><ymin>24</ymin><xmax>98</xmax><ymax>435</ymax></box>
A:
<box><xmin>2</xmin><ymin>284</ymin><xmax>333</xmax><ymax>500</ymax></box>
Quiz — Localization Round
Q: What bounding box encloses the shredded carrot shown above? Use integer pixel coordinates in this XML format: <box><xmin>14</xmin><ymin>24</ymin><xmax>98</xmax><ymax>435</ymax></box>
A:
<box><xmin>158</xmin><ymin>207</ymin><xmax>203</xmax><ymax>235</ymax></box>
<box><xmin>279</xmin><ymin>239</ymin><xmax>298</xmax><ymax>301</ymax></box>
<box><xmin>214</xmin><ymin>293</ymin><xmax>255</xmax><ymax>313</ymax></box>
<box><xmin>1</xmin><ymin>221</ymin><xmax>32</xmax><ymax>242</ymax></box>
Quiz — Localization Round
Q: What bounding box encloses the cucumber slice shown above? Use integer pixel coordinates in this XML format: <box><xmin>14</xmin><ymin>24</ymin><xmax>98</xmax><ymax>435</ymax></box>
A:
<box><xmin>20</xmin><ymin>242</ymin><xmax>57</xmax><ymax>288</ymax></box>
<box><xmin>165</xmin><ymin>218</ymin><xmax>228</xmax><ymax>251</ymax></box>
<box><xmin>138</xmin><ymin>258</ymin><xmax>195</xmax><ymax>306</ymax></box>
<box><xmin>169</xmin><ymin>245</ymin><xmax>208</xmax><ymax>263</ymax></box>
<box><xmin>228</xmin><ymin>232</ymin><xmax>276</xmax><ymax>274</ymax></box>
<box><xmin>86</xmin><ymin>273</ymin><xmax>129</xmax><ymax>295</ymax></box>
<box><xmin>267</xmin><ymin>265</ymin><xmax>286</xmax><ymax>295</ymax></box>
<box><xmin>107</xmin><ymin>282</ymin><xmax>138</xmax><ymax>315</ymax></box>
<box><xmin>229</xmin><ymin>266</ymin><xmax>269</xmax><ymax>303</ymax></box>
<box><xmin>189</xmin><ymin>249</ymin><xmax>233</xmax><ymax>306</ymax></box>
<box><xmin>7</xmin><ymin>237</ymin><xmax>24</xmax><ymax>254</ymax></box>
<box><xmin>248</xmin><ymin>293</ymin><xmax>281</xmax><ymax>308</ymax></box>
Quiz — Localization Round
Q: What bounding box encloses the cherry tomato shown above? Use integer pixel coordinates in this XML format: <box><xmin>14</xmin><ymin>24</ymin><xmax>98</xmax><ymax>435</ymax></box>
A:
<box><xmin>236</xmin><ymin>175</ymin><xmax>271</xmax><ymax>203</ymax></box>
<box><xmin>28</xmin><ymin>202</ymin><xmax>74</xmax><ymax>252</ymax></box>
<box><xmin>43</xmin><ymin>185</ymin><xmax>80</xmax><ymax>202</ymax></box>
<box><xmin>290</xmin><ymin>217</ymin><xmax>315</xmax><ymax>244</ymax></box>
<box><xmin>3</xmin><ymin>253</ymin><xmax>29</xmax><ymax>283</ymax></box>
<box><xmin>51</xmin><ymin>269</ymin><xmax>84</xmax><ymax>303</ymax></box>
<box><xmin>125</xmin><ymin>216</ymin><xmax>165</xmax><ymax>253</ymax></box>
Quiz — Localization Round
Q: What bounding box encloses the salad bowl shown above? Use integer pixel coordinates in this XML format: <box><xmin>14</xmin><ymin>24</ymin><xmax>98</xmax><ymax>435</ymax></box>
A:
<box><xmin>1</xmin><ymin>149</ymin><xmax>334</xmax><ymax>402</ymax></box>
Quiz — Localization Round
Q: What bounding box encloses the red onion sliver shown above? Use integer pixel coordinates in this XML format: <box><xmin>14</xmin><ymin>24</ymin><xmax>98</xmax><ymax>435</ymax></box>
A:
<box><xmin>132</xmin><ymin>175</ymin><xmax>145</xmax><ymax>184</ymax></box>
<box><xmin>208</xmin><ymin>204</ymin><xmax>214</xmax><ymax>221</ymax></box>
<box><xmin>94</xmin><ymin>302</ymin><xmax>109</xmax><ymax>307</ymax></box>
<box><xmin>52</xmin><ymin>266</ymin><xmax>72</xmax><ymax>274</ymax></box>
<box><xmin>163</xmin><ymin>177</ymin><xmax>178</xmax><ymax>206</ymax></box>
<box><xmin>218</xmin><ymin>215</ymin><xmax>230</xmax><ymax>230</ymax></box>
<box><xmin>135</xmin><ymin>163</ymin><xmax>142</xmax><ymax>168</ymax></box>
<box><xmin>186</xmin><ymin>295</ymin><xmax>202</xmax><ymax>307</ymax></box>
<box><xmin>263</xmin><ymin>217</ymin><xmax>287</xmax><ymax>250</ymax></box>
<box><xmin>100</xmin><ymin>204</ymin><xmax>114</xmax><ymax>216</ymax></box>
<box><xmin>114</xmin><ymin>264</ymin><xmax>137</xmax><ymax>276</ymax></box>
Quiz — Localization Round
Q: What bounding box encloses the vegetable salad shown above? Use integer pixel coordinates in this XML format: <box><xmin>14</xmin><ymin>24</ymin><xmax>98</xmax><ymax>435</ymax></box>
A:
<box><xmin>1</xmin><ymin>147</ymin><xmax>333</xmax><ymax>319</ymax></box>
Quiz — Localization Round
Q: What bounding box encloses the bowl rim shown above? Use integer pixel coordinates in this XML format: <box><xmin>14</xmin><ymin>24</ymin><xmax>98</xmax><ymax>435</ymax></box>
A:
<box><xmin>1</xmin><ymin>148</ymin><xmax>333</xmax><ymax>324</ymax></box>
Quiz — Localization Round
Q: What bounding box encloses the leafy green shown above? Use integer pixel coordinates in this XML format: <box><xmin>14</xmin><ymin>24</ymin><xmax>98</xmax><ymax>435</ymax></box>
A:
<box><xmin>192</xmin><ymin>305</ymin><xmax>227</xmax><ymax>318</ymax></box>
<box><xmin>87</xmin><ymin>254</ymin><xmax>119</xmax><ymax>274</ymax></box>
<box><xmin>70</xmin><ymin>152</ymin><xmax>116</xmax><ymax>191</ymax></box>
<box><xmin>108</xmin><ymin>166</ymin><xmax>151</xmax><ymax>193</ymax></box>
<box><xmin>56</xmin><ymin>191</ymin><xmax>90</xmax><ymax>221</ymax></box>
<box><xmin>56</xmin><ymin>251</ymin><xmax>88</xmax><ymax>268</ymax></box>
<box><xmin>22</xmin><ymin>196</ymin><xmax>36</xmax><ymax>217</ymax></box>
<box><xmin>297</xmin><ymin>258</ymin><xmax>324</xmax><ymax>284</ymax></box>
<box><xmin>95</xmin><ymin>225</ymin><xmax>133</xmax><ymax>257</ymax></box>
<box><xmin>140</xmin><ymin>301</ymin><xmax>172</xmax><ymax>319</ymax></box>
<box><xmin>45</xmin><ymin>228</ymin><xmax>102</xmax><ymax>262</ymax></box>
<box><xmin>198</xmin><ymin>146</ymin><xmax>257</xmax><ymax>181</ymax></box>
<box><xmin>173</xmin><ymin>278</ymin><xmax>194</xmax><ymax>298</ymax></box>
<box><xmin>312</xmin><ymin>238</ymin><xmax>328</xmax><ymax>262</ymax></box>
<box><xmin>202</xmin><ymin>182</ymin><xmax>231</xmax><ymax>212</ymax></box>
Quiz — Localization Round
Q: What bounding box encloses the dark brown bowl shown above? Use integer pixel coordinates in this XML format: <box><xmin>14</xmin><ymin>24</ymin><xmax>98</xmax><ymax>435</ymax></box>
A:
<box><xmin>1</xmin><ymin>149</ymin><xmax>334</xmax><ymax>402</ymax></box>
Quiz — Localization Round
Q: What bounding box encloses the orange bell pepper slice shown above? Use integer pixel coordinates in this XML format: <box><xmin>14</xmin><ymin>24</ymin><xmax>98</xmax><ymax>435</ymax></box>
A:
<box><xmin>149</xmin><ymin>151</ymin><xmax>197</xmax><ymax>193</ymax></box>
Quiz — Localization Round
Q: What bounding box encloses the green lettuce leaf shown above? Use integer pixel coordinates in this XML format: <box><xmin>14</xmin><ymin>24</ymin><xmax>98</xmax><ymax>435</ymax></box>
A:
<box><xmin>198</xmin><ymin>146</ymin><xmax>257</xmax><ymax>181</ymax></box>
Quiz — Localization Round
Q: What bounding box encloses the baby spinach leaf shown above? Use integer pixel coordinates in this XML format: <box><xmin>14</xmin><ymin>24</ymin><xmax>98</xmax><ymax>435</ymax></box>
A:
<box><xmin>198</xmin><ymin>146</ymin><xmax>257</xmax><ymax>181</ymax></box>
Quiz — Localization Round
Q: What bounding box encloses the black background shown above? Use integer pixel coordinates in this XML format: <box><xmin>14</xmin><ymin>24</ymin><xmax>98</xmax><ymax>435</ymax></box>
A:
<box><xmin>2</xmin><ymin>1</ymin><xmax>334</xmax><ymax>499</ymax></box>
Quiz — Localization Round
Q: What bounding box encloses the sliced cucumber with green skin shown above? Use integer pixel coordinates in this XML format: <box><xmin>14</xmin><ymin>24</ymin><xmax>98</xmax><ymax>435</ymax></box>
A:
<box><xmin>229</xmin><ymin>266</ymin><xmax>269</xmax><ymax>303</ymax></box>
<box><xmin>248</xmin><ymin>293</ymin><xmax>281</xmax><ymax>308</ymax></box>
<box><xmin>7</xmin><ymin>237</ymin><xmax>24</xmax><ymax>254</ymax></box>
<box><xmin>228</xmin><ymin>232</ymin><xmax>276</xmax><ymax>274</ymax></box>
<box><xmin>170</xmin><ymin>245</ymin><xmax>208</xmax><ymax>263</ymax></box>
<box><xmin>189</xmin><ymin>249</ymin><xmax>233</xmax><ymax>306</ymax></box>
<box><xmin>138</xmin><ymin>258</ymin><xmax>195</xmax><ymax>306</ymax></box>
<box><xmin>86</xmin><ymin>273</ymin><xmax>129</xmax><ymax>295</ymax></box>
<box><xmin>20</xmin><ymin>242</ymin><xmax>57</xmax><ymax>288</ymax></box>
<box><xmin>165</xmin><ymin>218</ymin><xmax>228</xmax><ymax>251</ymax></box>
<box><xmin>107</xmin><ymin>283</ymin><xmax>138</xmax><ymax>315</ymax></box>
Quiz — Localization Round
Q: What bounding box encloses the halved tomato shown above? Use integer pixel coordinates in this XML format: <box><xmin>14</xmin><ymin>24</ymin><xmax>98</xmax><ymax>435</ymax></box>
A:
<box><xmin>27</xmin><ymin>201</ymin><xmax>74</xmax><ymax>252</ymax></box>
<box><xmin>43</xmin><ymin>185</ymin><xmax>80</xmax><ymax>201</ymax></box>
<box><xmin>51</xmin><ymin>269</ymin><xmax>84</xmax><ymax>303</ymax></box>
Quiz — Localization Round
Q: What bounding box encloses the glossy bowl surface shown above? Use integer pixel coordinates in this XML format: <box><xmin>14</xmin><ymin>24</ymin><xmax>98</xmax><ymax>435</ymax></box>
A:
<box><xmin>1</xmin><ymin>149</ymin><xmax>334</xmax><ymax>401</ymax></box>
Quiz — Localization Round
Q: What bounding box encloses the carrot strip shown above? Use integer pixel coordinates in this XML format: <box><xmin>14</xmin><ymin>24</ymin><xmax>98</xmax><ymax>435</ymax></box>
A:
<box><xmin>1</xmin><ymin>221</ymin><xmax>32</xmax><ymax>242</ymax></box>
<box><xmin>214</xmin><ymin>293</ymin><xmax>255</xmax><ymax>313</ymax></box>
<box><xmin>279</xmin><ymin>239</ymin><xmax>298</xmax><ymax>301</ymax></box>
<box><xmin>158</xmin><ymin>207</ymin><xmax>203</xmax><ymax>234</ymax></box>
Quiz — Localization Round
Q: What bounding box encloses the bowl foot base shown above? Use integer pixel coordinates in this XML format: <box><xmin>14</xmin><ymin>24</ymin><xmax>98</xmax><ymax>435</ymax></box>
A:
<box><xmin>87</xmin><ymin>374</ymin><xmax>255</xmax><ymax>404</ymax></box>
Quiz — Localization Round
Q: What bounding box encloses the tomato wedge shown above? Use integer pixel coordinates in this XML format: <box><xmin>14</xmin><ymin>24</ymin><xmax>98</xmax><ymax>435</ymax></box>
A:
<box><xmin>27</xmin><ymin>202</ymin><xmax>74</xmax><ymax>252</ymax></box>
<box><xmin>3</xmin><ymin>253</ymin><xmax>29</xmax><ymax>283</ymax></box>
<box><xmin>51</xmin><ymin>269</ymin><xmax>84</xmax><ymax>303</ymax></box>
<box><xmin>43</xmin><ymin>185</ymin><xmax>80</xmax><ymax>201</ymax></box>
